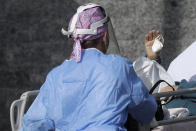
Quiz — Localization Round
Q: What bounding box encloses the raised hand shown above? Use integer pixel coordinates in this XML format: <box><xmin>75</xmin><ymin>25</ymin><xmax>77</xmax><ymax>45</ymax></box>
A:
<box><xmin>145</xmin><ymin>30</ymin><xmax>162</xmax><ymax>60</ymax></box>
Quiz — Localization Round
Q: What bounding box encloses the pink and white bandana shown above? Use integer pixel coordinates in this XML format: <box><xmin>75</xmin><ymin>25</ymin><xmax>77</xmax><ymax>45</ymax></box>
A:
<box><xmin>68</xmin><ymin>7</ymin><xmax>108</xmax><ymax>62</ymax></box>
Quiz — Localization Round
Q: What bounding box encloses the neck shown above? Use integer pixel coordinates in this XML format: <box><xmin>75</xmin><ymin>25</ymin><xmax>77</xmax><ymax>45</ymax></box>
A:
<box><xmin>81</xmin><ymin>38</ymin><xmax>107</xmax><ymax>54</ymax></box>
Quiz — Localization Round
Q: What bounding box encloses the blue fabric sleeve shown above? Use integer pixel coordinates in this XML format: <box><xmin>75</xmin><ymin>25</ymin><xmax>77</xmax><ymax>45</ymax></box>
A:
<box><xmin>125</xmin><ymin>60</ymin><xmax>157</xmax><ymax>124</ymax></box>
<box><xmin>145</xmin><ymin>55</ymin><xmax>162</xmax><ymax>64</ymax></box>
<box><xmin>155</xmin><ymin>56</ymin><xmax>162</xmax><ymax>64</ymax></box>
<box><xmin>20</xmin><ymin>73</ymin><xmax>55</xmax><ymax>131</ymax></box>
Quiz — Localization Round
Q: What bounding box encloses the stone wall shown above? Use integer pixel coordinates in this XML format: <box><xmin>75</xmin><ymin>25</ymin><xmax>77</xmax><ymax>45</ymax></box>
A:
<box><xmin>0</xmin><ymin>0</ymin><xmax>196</xmax><ymax>130</ymax></box>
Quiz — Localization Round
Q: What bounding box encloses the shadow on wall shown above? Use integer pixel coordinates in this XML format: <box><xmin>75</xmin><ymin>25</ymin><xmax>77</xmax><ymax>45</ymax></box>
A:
<box><xmin>0</xmin><ymin>0</ymin><xmax>79</xmax><ymax>130</ymax></box>
<box><xmin>162</xmin><ymin>0</ymin><xmax>186</xmax><ymax>69</ymax></box>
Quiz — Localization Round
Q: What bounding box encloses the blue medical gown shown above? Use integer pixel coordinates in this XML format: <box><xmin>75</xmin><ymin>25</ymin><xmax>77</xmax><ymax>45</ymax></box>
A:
<box><xmin>20</xmin><ymin>49</ymin><xmax>157</xmax><ymax>131</ymax></box>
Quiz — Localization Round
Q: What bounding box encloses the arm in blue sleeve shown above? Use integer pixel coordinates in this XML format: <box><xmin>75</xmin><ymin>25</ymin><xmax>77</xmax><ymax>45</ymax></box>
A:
<box><xmin>126</xmin><ymin>61</ymin><xmax>157</xmax><ymax>124</ymax></box>
<box><xmin>20</xmin><ymin>73</ymin><xmax>55</xmax><ymax>131</ymax></box>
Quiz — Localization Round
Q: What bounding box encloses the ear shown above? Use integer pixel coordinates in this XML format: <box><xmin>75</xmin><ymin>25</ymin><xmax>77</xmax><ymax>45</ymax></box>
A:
<box><xmin>103</xmin><ymin>31</ymin><xmax>109</xmax><ymax>48</ymax></box>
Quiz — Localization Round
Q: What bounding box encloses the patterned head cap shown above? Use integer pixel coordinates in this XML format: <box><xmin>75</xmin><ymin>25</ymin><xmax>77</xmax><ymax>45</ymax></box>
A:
<box><xmin>65</xmin><ymin>4</ymin><xmax>108</xmax><ymax>62</ymax></box>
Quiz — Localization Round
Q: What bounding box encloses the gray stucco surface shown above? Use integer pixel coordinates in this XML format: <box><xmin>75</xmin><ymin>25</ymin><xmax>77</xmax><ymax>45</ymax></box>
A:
<box><xmin>0</xmin><ymin>0</ymin><xmax>196</xmax><ymax>130</ymax></box>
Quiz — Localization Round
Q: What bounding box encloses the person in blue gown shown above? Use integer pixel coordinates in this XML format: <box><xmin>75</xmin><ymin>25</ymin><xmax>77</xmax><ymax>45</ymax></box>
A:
<box><xmin>20</xmin><ymin>3</ymin><xmax>157</xmax><ymax>131</ymax></box>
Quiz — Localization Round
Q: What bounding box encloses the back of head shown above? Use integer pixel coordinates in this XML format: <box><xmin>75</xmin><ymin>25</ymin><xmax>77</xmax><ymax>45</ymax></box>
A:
<box><xmin>62</xmin><ymin>3</ymin><xmax>108</xmax><ymax>62</ymax></box>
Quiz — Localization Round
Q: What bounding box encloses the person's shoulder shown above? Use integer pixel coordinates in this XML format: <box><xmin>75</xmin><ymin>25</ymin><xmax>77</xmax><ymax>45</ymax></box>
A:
<box><xmin>103</xmin><ymin>54</ymin><xmax>134</xmax><ymax>77</ymax></box>
<box><xmin>47</xmin><ymin>59</ymin><xmax>74</xmax><ymax>77</ymax></box>
<box><xmin>109</xmin><ymin>54</ymin><xmax>133</xmax><ymax>67</ymax></box>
